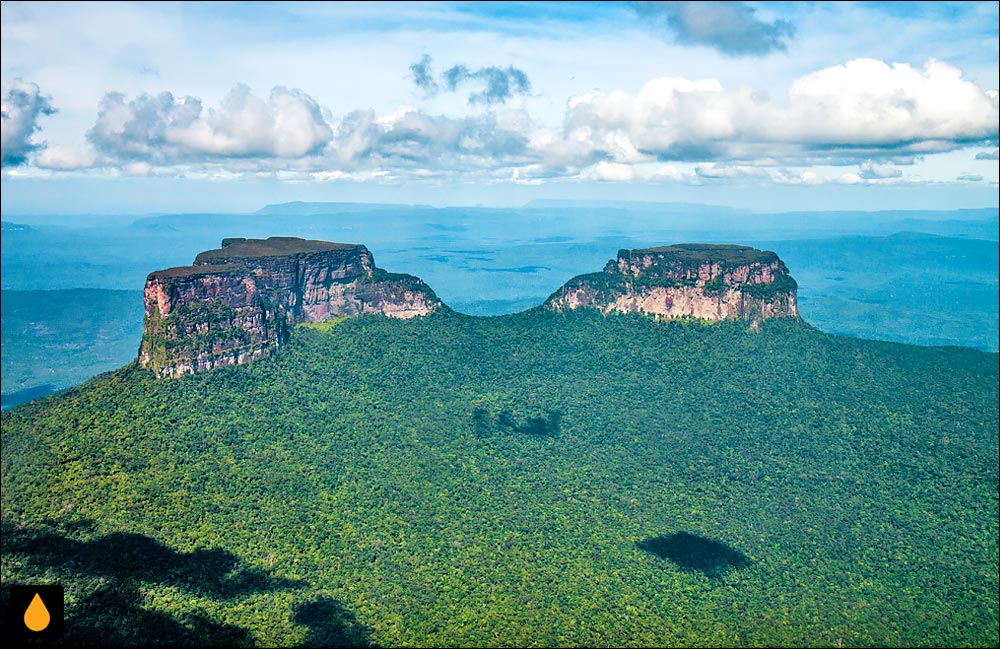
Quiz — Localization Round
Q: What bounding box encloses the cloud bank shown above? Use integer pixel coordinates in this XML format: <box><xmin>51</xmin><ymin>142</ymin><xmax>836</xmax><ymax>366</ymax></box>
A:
<box><xmin>10</xmin><ymin>57</ymin><xmax>999</xmax><ymax>189</ymax></box>
<box><xmin>1</xmin><ymin>79</ymin><xmax>55</xmax><ymax>167</ymax></box>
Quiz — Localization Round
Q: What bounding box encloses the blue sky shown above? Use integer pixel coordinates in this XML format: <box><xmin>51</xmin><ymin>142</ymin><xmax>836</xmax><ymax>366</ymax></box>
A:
<box><xmin>1</xmin><ymin>1</ymin><xmax>997</xmax><ymax>214</ymax></box>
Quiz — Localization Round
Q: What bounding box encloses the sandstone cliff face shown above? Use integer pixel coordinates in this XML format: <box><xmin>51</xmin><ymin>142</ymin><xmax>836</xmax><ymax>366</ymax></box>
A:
<box><xmin>545</xmin><ymin>244</ymin><xmax>797</xmax><ymax>323</ymax></box>
<box><xmin>140</xmin><ymin>237</ymin><xmax>441</xmax><ymax>377</ymax></box>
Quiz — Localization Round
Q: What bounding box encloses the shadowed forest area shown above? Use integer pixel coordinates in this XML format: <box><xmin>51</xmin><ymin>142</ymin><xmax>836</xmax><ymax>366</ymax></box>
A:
<box><xmin>637</xmin><ymin>532</ymin><xmax>752</xmax><ymax>579</ymax></box>
<box><xmin>0</xmin><ymin>518</ymin><xmax>372</xmax><ymax>646</ymax></box>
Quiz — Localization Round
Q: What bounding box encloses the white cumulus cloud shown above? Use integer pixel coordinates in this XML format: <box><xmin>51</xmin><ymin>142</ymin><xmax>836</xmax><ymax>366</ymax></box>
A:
<box><xmin>35</xmin><ymin>142</ymin><xmax>98</xmax><ymax>170</ymax></box>
<box><xmin>858</xmin><ymin>160</ymin><xmax>902</xmax><ymax>180</ymax></box>
<box><xmin>88</xmin><ymin>84</ymin><xmax>333</xmax><ymax>163</ymax></box>
<box><xmin>781</xmin><ymin>58</ymin><xmax>998</xmax><ymax>147</ymax></box>
<box><xmin>579</xmin><ymin>160</ymin><xmax>636</xmax><ymax>182</ymax></box>
<box><xmin>329</xmin><ymin>107</ymin><xmax>531</xmax><ymax>171</ymax></box>
<box><xmin>548</xmin><ymin>58</ymin><xmax>999</xmax><ymax>167</ymax></box>
<box><xmin>1</xmin><ymin>79</ymin><xmax>55</xmax><ymax>167</ymax></box>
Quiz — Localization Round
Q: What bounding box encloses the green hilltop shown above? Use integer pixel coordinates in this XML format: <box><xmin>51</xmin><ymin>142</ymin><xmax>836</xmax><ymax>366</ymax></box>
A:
<box><xmin>627</xmin><ymin>243</ymin><xmax>779</xmax><ymax>266</ymax></box>
<box><xmin>193</xmin><ymin>238</ymin><xmax>363</xmax><ymax>265</ymax></box>
<box><xmin>1</xmin><ymin>309</ymin><xmax>997</xmax><ymax>647</ymax></box>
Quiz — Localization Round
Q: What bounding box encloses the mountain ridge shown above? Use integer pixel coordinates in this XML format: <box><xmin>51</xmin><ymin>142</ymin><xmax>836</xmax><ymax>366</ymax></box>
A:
<box><xmin>139</xmin><ymin>239</ymin><xmax>800</xmax><ymax>376</ymax></box>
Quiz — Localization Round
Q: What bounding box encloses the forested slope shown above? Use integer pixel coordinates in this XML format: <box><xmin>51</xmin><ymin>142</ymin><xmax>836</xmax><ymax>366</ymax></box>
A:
<box><xmin>2</xmin><ymin>310</ymin><xmax>997</xmax><ymax>647</ymax></box>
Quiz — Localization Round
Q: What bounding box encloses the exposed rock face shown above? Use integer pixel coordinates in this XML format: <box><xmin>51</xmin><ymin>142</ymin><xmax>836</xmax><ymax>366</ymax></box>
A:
<box><xmin>140</xmin><ymin>237</ymin><xmax>442</xmax><ymax>377</ymax></box>
<box><xmin>544</xmin><ymin>244</ymin><xmax>797</xmax><ymax>323</ymax></box>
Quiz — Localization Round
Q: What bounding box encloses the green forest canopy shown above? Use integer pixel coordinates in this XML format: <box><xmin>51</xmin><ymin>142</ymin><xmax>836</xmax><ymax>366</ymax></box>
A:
<box><xmin>2</xmin><ymin>309</ymin><xmax>997</xmax><ymax>647</ymax></box>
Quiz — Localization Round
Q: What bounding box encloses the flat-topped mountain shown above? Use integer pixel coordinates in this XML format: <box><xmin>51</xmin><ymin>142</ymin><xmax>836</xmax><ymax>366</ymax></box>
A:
<box><xmin>140</xmin><ymin>237</ymin><xmax>442</xmax><ymax>377</ymax></box>
<box><xmin>544</xmin><ymin>244</ymin><xmax>798</xmax><ymax>323</ymax></box>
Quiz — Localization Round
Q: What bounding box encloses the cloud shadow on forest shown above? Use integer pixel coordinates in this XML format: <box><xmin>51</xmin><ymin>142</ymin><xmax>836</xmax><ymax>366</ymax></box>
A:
<box><xmin>472</xmin><ymin>407</ymin><xmax>562</xmax><ymax>437</ymax></box>
<box><xmin>293</xmin><ymin>596</ymin><xmax>375</xmax><ymax>647</ymax></box>
<box><xmin>637</xmin><ymin>531</ymin><xmax>752</xmax><ymax>579</ymax></box>
<box><xmin>1</xmin><ymin>517</ymin><xmax>300</xmax><ymax>598</ymax></box>
<box><xmin>1</xmin><ymin>517</ymin><xmax>374</xmax><ymax>646</ymax></box>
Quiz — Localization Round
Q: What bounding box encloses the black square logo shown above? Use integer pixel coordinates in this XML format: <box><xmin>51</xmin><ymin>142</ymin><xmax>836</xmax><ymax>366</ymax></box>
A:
<box><xmin>8</xmin><ymin>585</ymin><xmax>64</xmax><ymax>641</ymax></box>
